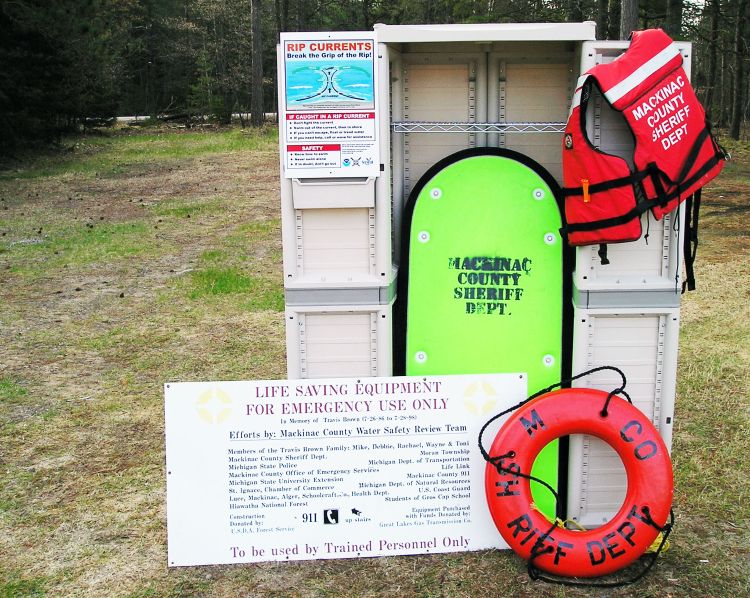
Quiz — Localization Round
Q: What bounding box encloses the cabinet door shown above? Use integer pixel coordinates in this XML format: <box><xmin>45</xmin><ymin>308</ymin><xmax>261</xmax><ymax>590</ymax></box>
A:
<box><xmin>401</xmin><ymin>56</ymin><xmax>484</xmax><ymax>197</ymax></box>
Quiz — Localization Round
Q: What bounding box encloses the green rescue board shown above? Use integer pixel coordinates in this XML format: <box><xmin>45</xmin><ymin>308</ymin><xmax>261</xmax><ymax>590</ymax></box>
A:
<box><xmin>403</xmin><ymin>149</ymin><xmax>564</xmax><ymax>518</ymax></box>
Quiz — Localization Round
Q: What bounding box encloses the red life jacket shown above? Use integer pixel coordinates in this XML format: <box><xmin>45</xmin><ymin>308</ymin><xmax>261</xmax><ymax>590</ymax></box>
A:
<box><xmin>562</xmin><ymin>29</ymin><xmax>726</xmax><ymax>246</ymax></box>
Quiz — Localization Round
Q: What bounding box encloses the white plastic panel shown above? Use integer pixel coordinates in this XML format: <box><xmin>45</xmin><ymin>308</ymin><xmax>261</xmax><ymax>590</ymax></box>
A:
<box><xmin>401</xmin><ymin>56</ymin><xmax>483</xmax><ymax>197</ymax></box>
<box><xmin>374</xmin><ymin>22</ymin><xmax>596</xmax><ymax>44</ymax></box>
<box><xmin>285</xmin><ymin>303</ymin><xmax>393</xmax><ymax>379</ymax></box>
<box><xmin>405</xmin><ymin>64</ymin><xmax>472</xmax><ymax>119</ymax></box>
<box><xmin>576</xmin><ymin>209</ymin><xmax>686</xmax><ymax>292</ymax></box>
<box><xmin>388</xmin><ymin>45</ymin><xmax>405</xmax><ymax>265</ymax></box>
<box><xmin>567</xmin><ymin>307</ymin><xmax>679</xmax><ymax>527</ymax></box>
<box><xmin>297</xmin><ymin>208</ymin><xmax>373</xmax><ymax>278</ymax></box>
<box><xmin>500</xmin><ymin>61</ymin><xmax>573</xmax><ymax>182</ymax></box>
<box><xmin>292</xmin><ymin>178</ymin><xmax>375</xmax><ymax>209</ymax></box>
<box><xmin>280</xmin><ymin>179</ymin><xmax>391</xmax><ymax>289</ymax></box>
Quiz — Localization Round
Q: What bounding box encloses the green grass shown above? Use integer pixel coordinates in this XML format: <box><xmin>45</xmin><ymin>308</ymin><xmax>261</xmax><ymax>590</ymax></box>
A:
<box><xmin>0</xmin><ymin>127</ymin><xmax>278</xmax><ymax>182</ymax></box>
<box><xmin>81</xmin><ymin>326</ymin><xmax>131</xmax><ymax>352</ymax></box>
<box><xmin>0</xmin><ymin>377</ymin><xmax>28</xmax><ymax>402</ymax></box>
<box><xmin>0</xmin><ymin>574</ymin><xmax>48</xmax><ymax>598</ymax></box>
<box><xmin>188</xmin><ymin>266</ymin><xmax>283</xmax><ymax>310</ymax></box>
<box><xmin>6</xmin><ymin>222</ymin><xmax>155</xmax><ymax>268</ymax></box>
<box><xmin>235</xmin><ymin>219</ymin><xmax>278</xmax><ymax>237</ymax></box>
<box><xmin>188</xmin><ymin>266</ymin><xmax>255</xmax><ymax>296</ymax></box>
<box><xmin>198</xmin><ymin>248</ymin><xmax>225</xmax><ymax>263</ymax></box>
<box><xmin>187</xmin><ymin>219</ymin><xmax>284</xmax><ymax>309</ymax></box>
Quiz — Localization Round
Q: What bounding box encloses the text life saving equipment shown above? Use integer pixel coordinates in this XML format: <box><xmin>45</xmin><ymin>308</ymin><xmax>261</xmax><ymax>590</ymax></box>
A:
<box><xmin>562</xmin><ymin>29</ymin><xmax>726</xmax><ymax>248</ymax></box>
<box><xmin>485</xmin><ymin>388</ymin><xmax>673</xmax><ymax>578</ymax></box>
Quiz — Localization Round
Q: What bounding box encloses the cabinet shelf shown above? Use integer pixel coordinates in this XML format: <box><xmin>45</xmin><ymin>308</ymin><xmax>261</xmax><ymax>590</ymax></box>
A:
<box><xmin>391</xmin><ymin>121</ymin><xmax>567</xmax><ymax>134</ymax></box>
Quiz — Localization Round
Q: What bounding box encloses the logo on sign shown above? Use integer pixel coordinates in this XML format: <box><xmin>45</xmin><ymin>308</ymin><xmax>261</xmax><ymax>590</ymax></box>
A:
<box><xmin>196</xmin><ymin>388</ymin><xmax>232</xmax><ymax>424</ymax></box>
<box><xmin>463</xmin><ymin>381</ymin><xmax>498</xmax><ymax>415</ymax></box>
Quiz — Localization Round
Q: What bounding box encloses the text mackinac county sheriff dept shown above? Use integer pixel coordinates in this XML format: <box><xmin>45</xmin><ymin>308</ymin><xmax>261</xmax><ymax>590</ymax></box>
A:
<box><xmin>629</xmin><ymin>75</ymin><xmax>690</xmax><ymax>150</ymax></box>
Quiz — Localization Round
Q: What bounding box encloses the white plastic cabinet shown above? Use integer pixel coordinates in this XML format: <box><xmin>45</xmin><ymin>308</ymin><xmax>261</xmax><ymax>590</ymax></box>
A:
<box><xmin>567</xmin><ymin>39</ymin><xmax>692</xmax><ymax>526</ymax></box>
<box><xmin>280</xmin><ymin>23</ymin><xmax>598</xmax><ymax>380</ymax></box>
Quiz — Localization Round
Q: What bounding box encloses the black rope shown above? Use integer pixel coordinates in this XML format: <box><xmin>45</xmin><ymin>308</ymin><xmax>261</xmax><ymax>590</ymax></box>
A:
<box><xmin>478</xmin><ymin>366</ymin><xmax>673</xmax><ymax>588</ymax></box>
<box><xmin>477</xmin><ymin>365</ymin><xmax>629</xmax><ymax>463</ymax></box>
<box><xmin>486</xmin><ymin>450</ymin><xmax>562</xmax><ymax>511</ymax></box>
<box><xmin>526</xmin><ymin>509</ymin><xmax>675</xmax><ymax>588</ymax></box>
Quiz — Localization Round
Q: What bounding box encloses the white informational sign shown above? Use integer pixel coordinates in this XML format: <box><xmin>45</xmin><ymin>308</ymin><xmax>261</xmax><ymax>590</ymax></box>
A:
<box><xmin>279</xmin><ymin>32</ymin><xmax>379</xmax><ymax>178</ymax></box>
<box><xmin>165</xmin><ymin>374</ymin><xmax>526</xmax><ymax>566</ymax></box>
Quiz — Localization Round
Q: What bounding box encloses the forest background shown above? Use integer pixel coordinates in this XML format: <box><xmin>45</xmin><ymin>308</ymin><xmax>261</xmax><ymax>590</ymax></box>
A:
<box><xmin>0</xmin><ymin>0</ymin><xmax>748</xmax><ymax>153</ymax></box>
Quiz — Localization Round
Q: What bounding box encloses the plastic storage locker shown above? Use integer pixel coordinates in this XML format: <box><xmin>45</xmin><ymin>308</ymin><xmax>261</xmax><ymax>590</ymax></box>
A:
<box><xmin>566</xmin><ymin>39</ymin><xmax>693</xmax><ymax>525</ymax></box>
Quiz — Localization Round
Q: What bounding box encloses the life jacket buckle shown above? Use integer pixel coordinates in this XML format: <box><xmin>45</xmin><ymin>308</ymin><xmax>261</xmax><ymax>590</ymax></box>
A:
<box><xmin>581</xmin><ymin>178</ymin><xmax>590</xmax><ymax>203</ymax></box>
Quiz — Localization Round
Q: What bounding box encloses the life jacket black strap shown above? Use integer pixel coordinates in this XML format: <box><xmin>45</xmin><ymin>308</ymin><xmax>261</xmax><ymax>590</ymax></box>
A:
<box><xmin>562</xmin><ymin>168</ymin><xmax>653</xmax><ymax>198</ymax></box>
<box><xmin>650</xmin><ymin>122</ymin><xmax>728</xmax><ymax>208</ymax></box>
<box><xmin>562</xmin><ymin>196</ymin><xmax>651</xmax><ymax>234</ymax></box>
<box><xmin>682</xmin><ymin>190</ymin><xmax>701</xmax><ymax>293</ymax></box>
<box><xmin>561</xmin><ymin>165</ymin><xmax>657</xmax><ymax>235</ymax></box>
<box><xmin>657</xmin><ymin>150</ymin><xmax>724</xmax><ymax>207</ymax></box>
<box><xmin>598</xmin><ymin>243</ymin><xmax>610</xmax><ymax>265</ymax></box>
<box><xmin>562</xmin><ymin>125</ymin><xmax>725</xmax><ymax>237</ymax></box>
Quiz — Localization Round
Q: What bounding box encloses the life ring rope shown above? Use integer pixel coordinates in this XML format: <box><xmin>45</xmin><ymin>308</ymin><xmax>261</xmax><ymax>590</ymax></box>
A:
<box><xmin>526</xmin><ymin>509</ymin><xmax>674</xmax><ymax>588</ymax></box>
<box><xmin>478</xmin><ymin>366</ymin><xmax>674</xmax><ymax>588</ymax></box>
<box><xmin>478</xmin><ymin>365</ymin><xmax>631</xmax><ymax>464</ymax></box>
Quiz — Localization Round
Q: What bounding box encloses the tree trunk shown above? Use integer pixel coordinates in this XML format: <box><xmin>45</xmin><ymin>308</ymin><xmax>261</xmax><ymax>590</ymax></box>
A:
<box><xmin>251</xmin><ymin>0</ymin><xmax>264</xmax><ymax>127</ymax></box>
<box><xmin>608</xmin><ymin>0</ymin><xmax>621</xmax><ymax>40</ymax></box>
<box><xmin>665</xmin><ymin>0</ymin><xmax>683</xmax><ymax>38</ymax></box>
<box><xmin>362</xmin><ymin>0</ymin><xmax>372</xmax><ymax>29</ymax></box>
<box><xmin>703</xmin><ymin>0</ymin><xmax>720</xmax><ymax>119</ymax></box>
<box><xmin>296</xmin><ymin>0</ymin><xmax>307</xmax><ymax>30</ymax></box>
<box><xmin>620</xmin><ymin>0</ymin><xmax>639</xmax><ymax>40</ymax></box>
<box><xmin>719</xmin><ymin>48</ymin><xmax>729</xmax><ymax>128</ymax></box>
<box><xmin>730</xmin><ymin>0</ymin><xmax>747</xmax><ymax>139</ymax></box>
<box><xmin>596</xmin><ymin>0</ymin><xmax>609</xmax><ymax>40</ymax></box>
<box><xmin>274</xmin><ymin>0</ymin><xmax>289</xmax><ymax>124</ymax></box>
<box><xmin>568</xmin><ymin>0</ymin><xmax>583</xmax><ymax>22</ymax></box>
<box><xmin>275</xmin><ymin>0</ymin><xmax>282</xmax><ymax>34</ymax></box>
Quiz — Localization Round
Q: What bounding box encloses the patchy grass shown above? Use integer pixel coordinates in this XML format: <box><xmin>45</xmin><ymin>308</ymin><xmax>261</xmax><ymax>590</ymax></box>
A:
<box><xmin>151</xmin><ymin>197</ymin><xmax>223</xmax><ymax>219</ymax></box>
<box><xmin>0</xmin><ymin>127</ymin><xmax>748</xmax><ymax>597</ymax></box>
<box><xmin>0</xmin><ymin>377</ymin><xmax>28</xmax><ymax>402</ymax></box>
<box><xmin>5</xmin><ymin>222</ymin><xmax>156</xmax><ymax>272</ymax></box>
<box><xmin>0</xmin><ymin>127</ymin><xmax>278</xmax><ymax>182</ymax></box>
<box><xmin>187</xmin><ymin>267</ymin><xmax>283</xmax><ymax>310</ymax></box>
<box><xmin>0</xmin><ymin>574</ymin><xmax>48</xmax><ymax>598</ymax></box>
<box><xmin>189</xmin><ymin>266</ymin><xmax>255</xmax><ymax>296</ymax></box>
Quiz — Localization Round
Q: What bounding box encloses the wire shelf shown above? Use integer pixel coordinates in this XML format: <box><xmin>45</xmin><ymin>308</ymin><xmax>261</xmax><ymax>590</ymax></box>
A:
<box><xmin>391</xmin><ymin>121</ymin><xmax>567</xmax><ymax>134</ymax></box>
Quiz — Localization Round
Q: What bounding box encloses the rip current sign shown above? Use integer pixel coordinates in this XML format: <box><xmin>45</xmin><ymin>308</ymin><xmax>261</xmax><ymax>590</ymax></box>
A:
<box><xmin>400</xmin><ymin>148</ymin><xmax>565</xmax><ymax>519</ymax></box>
<box><xmin>279</xmin><ymin>31</ymin><xmax>379</xmax><ymax>178</ymax></box>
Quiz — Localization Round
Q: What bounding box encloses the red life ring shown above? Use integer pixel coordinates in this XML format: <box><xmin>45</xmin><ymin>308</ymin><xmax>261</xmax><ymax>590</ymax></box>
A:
<box><xmin>485</xmin><ymin>388</ymin><xmax>673</xmax><ymax>578</ymax></box>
